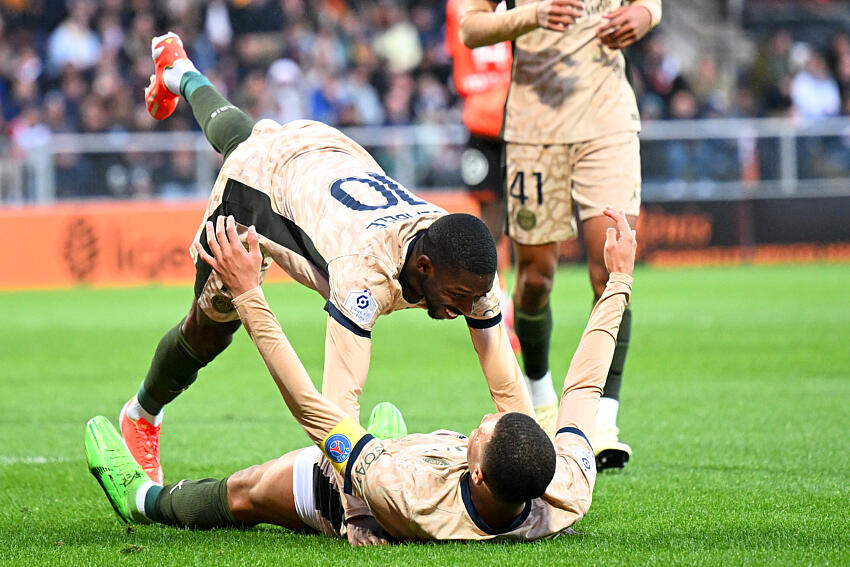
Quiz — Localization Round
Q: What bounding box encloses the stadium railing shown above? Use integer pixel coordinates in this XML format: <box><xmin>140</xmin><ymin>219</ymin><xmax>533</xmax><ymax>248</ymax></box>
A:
<box><xmin>2</xmin><ymin>117</ymin><xmax>850</xmax><ymax>204</ymax></box>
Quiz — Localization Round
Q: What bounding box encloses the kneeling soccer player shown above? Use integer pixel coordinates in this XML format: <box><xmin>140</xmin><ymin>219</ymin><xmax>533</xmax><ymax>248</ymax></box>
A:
<box><xmin>87</xmin><ymin>208</ymin><xmax>637</xmax><ymax>543</ymax></box>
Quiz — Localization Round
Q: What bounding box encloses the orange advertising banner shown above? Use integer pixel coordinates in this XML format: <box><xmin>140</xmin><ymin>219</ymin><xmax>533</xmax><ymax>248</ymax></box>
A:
<box><xmin>0</xmin><ymin>192</ymin><xmax>480</xmax><ymax>290</ymax></box>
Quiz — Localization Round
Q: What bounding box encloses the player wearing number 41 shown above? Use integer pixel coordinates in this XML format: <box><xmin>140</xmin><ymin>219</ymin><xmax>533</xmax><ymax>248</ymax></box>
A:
<box><xmin>118</xmin><ymin>32</ymin><xmax>536</xmax><ymax>536</ymax></box>
<box><xmin>86</xmin><ymin>208</ymin><xmax>638</xmax><ymax>543</ymax></box>
<box><xmin>460</xmin><ymin>0</ymin><xmax>662</xmax><ymax>469</ymax></box>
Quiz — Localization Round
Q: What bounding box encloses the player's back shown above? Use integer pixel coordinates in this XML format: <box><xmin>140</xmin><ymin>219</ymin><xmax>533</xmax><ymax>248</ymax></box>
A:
<box><xmin>350</xmin><ymin>431</ymin><xmax>591</xmax><ymax>541</ymax></box>
<box><xmin>218</xmin><ymin>119</ymin><xmax>443</xmax><ymax>265</ymax></box>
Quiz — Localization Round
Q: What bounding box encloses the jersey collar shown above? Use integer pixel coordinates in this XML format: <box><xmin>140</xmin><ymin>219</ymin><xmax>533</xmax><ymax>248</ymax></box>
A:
<box><xmin>460</xmin><ymin>472</ymin><xmax>532</xmax><ymax>535</ymax></box>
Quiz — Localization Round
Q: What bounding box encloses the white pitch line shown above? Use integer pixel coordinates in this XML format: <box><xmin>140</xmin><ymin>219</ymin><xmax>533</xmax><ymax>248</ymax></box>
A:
<box><xmin>0</xmin><ymin>456</ymin><xmax>70</xmax><ymax>465</ymax></box>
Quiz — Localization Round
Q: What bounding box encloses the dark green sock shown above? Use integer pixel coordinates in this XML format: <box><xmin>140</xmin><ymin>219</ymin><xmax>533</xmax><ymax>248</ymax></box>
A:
<box><xmin>137</xmin><ymin>319</ymin><xmax>209</xmax><ymax>415</ymax></box>
<box><xmin>146</xmin><ymin>477</ymin><xmax>241</xmax><ymax>530</ymax></box>
<box><xmin>515</xmin><ymin>303</ymin><xmax>553</xmax><ymax>381</ymax></box>
<box><xmin>602</xmin><ymin>306</ymin><xmax>631</xmax><ymax>400</ymax></box>
<box><xmin>179</xmin><ymin>74</ymin><xmax>254</xmax><ymax>161</ymax></box>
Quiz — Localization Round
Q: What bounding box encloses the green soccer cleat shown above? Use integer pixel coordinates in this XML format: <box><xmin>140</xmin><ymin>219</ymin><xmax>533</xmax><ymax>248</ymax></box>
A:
<box><xmin>85</xmin><ymin>416</ymin><xmax>154</xmax><ymax>524</ymax></box>
<box><xmin>366</xmin><ymin>402</ymin><xmax>408</xmax><ymax>440</ymax></box>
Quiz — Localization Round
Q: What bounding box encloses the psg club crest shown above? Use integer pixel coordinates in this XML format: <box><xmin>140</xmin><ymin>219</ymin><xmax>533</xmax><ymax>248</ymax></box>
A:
<box><xmin>325</xmin><ymin>434</ymin><xmax>352</xmax><ymax>464</ymax></box>
<box><xmin>344</xmin><ymin>289</ymin><xmax>378</xmax><ymax>325</ymax></box>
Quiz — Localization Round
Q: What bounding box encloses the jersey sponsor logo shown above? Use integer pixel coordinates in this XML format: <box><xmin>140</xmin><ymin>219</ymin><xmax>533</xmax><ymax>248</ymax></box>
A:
<box><xmin>365</xmin><ymin>209</ymin><xmax>443</xmax><ymax>230</ymax></box>
<box><xmin>324</xmin><ymin>434</ymin><xmax>352</xmax><ymax>464</ymax></box>
<box><xmin>344</xmin><ymin>289</ymin><xmax>378</xmax><ymax>326</ymax></box>
<box><xmin>353</xmin><ymin>444</ymin><xmax>385</xmax><ymax>477</ymax></box>
<box><xmin>422</xmin><ymin>456</ymin><xmax>449</xmax><ymax>466</ymax></box>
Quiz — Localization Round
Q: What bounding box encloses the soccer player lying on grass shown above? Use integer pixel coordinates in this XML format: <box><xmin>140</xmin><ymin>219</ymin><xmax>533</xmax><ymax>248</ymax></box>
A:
<box><xmin>86</xmin><ymin>208</ymin><xmax>636</xmax><ymax>543</ymax></box>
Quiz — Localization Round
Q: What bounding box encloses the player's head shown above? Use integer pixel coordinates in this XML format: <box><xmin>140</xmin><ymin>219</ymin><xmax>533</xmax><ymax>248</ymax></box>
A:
<box><xmin>418</xmin><ymin>213</ymin><xmax>497</xmax><ymax>320</ymax></box>
<box><xmin>468</xmin><ymin>412</ymin><xmax>556</xmax><ymax>504</ymax></box>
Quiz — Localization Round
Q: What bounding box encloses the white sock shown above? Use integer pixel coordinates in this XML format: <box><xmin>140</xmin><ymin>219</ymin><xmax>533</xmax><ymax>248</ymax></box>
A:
<box><xmin>525</xmin><ymin>371</ymin><xmax>558</xmax><ymax>408</ymax></box>
<box><xmin>162</xmin><ymin>58</ymin><xmax>198</xmax><ymax>96</ymax></box>
<box><xmin>135</xmin><ymin>479</ymin><xmax>159</xmax><ymax>520</ymax></box>
<box><xmin>127</xmin><ymin>397</ymin><xmax>163</xmax><ymax>427</ymax></box>
<box><xmin>597</xmin><ymin>397</ymin><xmax>619</xmax><ymax>427</ymax></box>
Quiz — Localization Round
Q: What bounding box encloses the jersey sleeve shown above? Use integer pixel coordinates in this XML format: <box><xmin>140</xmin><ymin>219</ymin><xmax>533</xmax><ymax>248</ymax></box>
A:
<box><xmin>326</xmin><ymin>255</ymin><xmax>397</xmax><ymax>337</ymax></box>
<box><xmin>543</xmin><ymin>273</ymin><xmax>631</xmax><ymax>518</ymax></box>
<box><xmin>231</xmin><ymin>287</ymin><xmax>374</xmax><ymax>470</ymax></box>
<box><xmin>321</xmin><ymin>315</ymin><xmax>372</xmax><ymax>422</ymax></box>
<box><xmin>629</xmin><ymin>0</ymin><xmax>662</xmax><ymax>28</ymax></box>
<box><xmin>459</xmin><ymin>0</ymin><xmax>539</xmax><ymax>49</ymax></box>
<box><xmin>464</xmin><ymin>273</ymin><xmax>502</xmax><ymax>327</ymax></box>
<box><xmin>541</xmin><ymin>430</ymin><xmax>596</xmax><ymax>519</ymax></box>
<box><xmin>555</xmin><ymin>273</ymin><xmax>632</xmax><ymax>439</ymax></box>
<box><xmin>467</xmin><ymin>322</ymin><xmax>534</xmax><ymax>415</ymax></box>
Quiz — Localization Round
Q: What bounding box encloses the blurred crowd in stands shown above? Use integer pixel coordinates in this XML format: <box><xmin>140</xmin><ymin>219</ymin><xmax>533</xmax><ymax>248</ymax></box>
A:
<box><xmin>2</xmin><ymin>0</ymin><xmax>850</xmax><ymax>200</ymax></box>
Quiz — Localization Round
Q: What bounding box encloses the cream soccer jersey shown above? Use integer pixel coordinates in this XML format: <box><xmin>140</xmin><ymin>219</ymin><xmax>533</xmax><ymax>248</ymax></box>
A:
<box><xmin>500</xmin><ymin>0</ymin><xmax>661</xmax><ymax>144</ymax></box>
<box><xmin>336</xmin><ymin>428</ymin><xmax>594</xmax><ymax>541</ymax></box>
<box><xmin>194</xmin><ymin>118</ymin><xmax>502</xmax><ymax>333</ymax></box>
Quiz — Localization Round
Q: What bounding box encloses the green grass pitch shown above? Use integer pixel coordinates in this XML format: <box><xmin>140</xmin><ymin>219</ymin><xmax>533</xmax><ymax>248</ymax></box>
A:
<box><xmin>1</xmin><ymin>263</ymin><xmax>848</xmax><ymax>566</ymax></box>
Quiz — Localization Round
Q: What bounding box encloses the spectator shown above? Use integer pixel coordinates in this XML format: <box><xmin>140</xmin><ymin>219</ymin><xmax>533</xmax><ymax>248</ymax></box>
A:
<box><xmin>749</xmin><ymin>29</ymin><xmax>794</xmax><ymax>115</ymax></box>
<box><xmin>372</xmin><ymin>4</ymin><xmax>423</xmax><ymax>73</ymax></box>
<box><xmin>46</xmin><ymin>0</ymin><xmax>101</xmax><ymax>76</ymax></box>
<box><xmin>791</xmin><ymin>48</ymin><xmax>841</xmax><ymax>118</ymax></box>
<box><xmin>265</xmin><ymin>58</ymin><xmax>309</xmax><ymax>124</ymax></box>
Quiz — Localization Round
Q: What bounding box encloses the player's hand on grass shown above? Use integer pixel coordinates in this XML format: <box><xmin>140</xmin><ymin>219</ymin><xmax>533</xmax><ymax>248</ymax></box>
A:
<box><xmin>194</xmin><ymin>215</ymin><xmax>263</xmax><ymax>298</ymax></box>
<box><xmin>537</xmin><ymin>0</ymin><xmax>583</xmax><ymax>32</ymax></box>
<box><xmin>595</xmin><ymin>4</ymin><xmax>653</xmax><ymax>49</ymax></box>
<box><xmin>346</xmin><ymin>515</ymin><xmax>391</xmax><ymax>547</ymax></box>
<box><xmin>602</xmin><ymin>207</ymin><xmax>637</xmax><ymax>276</ymax></box>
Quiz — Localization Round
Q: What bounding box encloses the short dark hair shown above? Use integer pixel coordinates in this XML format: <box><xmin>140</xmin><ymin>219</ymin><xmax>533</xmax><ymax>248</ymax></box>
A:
<box><xmin>422</xmin><ymin>214</ymin><xmax>497</xmax><ymax>275</ymax></box>
<box><xmin>482</xmin><ymin>412</ymin><xmax>556</xmax><ymax>504</ymax></box>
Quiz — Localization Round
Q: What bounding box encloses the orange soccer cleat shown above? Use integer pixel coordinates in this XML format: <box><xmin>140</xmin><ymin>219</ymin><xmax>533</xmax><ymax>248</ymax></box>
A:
<box><xmin>144</xmin><ymin>32</ymin><xmax>188</xmax><ymax>120</ymax></box>
<box><xmin>119</xmin><ymin>397</ymin><xmax>163</xmax><ymax>484</ymax></box>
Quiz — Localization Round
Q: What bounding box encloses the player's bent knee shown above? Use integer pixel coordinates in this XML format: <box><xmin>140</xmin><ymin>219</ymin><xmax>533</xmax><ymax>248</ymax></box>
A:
<box><xmin>515</xmin><ymin>274</ymin><xmax>554</xmax><ymax>308</ymax></box>
<box><xmin>225</xmin><ymin>465</ymin><xmax>266</xmax><ymax>517</ymax></box>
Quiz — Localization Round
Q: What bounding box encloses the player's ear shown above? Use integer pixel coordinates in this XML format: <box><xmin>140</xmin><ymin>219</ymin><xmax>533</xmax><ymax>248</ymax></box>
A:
<box><xmin>470</xmin><ymin>465</ymin><xmax>484</xmax><ymax>486</ymax></box>
<box><xmin>416</xmin><ymin>255</ymin><xmax>434</xmax><ymax>277</ymax></box>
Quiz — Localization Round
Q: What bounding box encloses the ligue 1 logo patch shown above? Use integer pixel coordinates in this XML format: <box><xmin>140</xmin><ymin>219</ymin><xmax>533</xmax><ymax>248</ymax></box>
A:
<box><xmin>344</xmin><ymin>289</ymin><xmax>378</xmax><ymax>325</ymax></box>
<box><xmin>576</xmin><ymin>448</ymin><xmax>595</xmax><ymax>473</ymax></box>
<box><xmin>325</xmin><ymin>434</ymin><xmax>352</xmax><ymax>464</ymax></box>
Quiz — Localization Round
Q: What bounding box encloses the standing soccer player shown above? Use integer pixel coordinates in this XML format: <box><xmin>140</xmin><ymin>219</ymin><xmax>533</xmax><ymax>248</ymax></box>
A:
<box><xmin>459</xmin><ymin>0</ymin><xmax>661</xmax><ymax>468</ymax></box>
<box><xmin>119</xmin><ymin>33</ymin><xmax>533</xmax><ymax>505</ymax></box>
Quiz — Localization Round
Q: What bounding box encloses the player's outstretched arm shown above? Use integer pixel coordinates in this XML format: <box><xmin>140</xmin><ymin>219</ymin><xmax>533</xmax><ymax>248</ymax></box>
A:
<box><xmin>468</xmin><ymin>322</ymin><xmax>534</xmax><ymax>416</ymax></box>
<box><xmin>460</xmin><ymin>0</ymin><xmax>583</xmax><ymax>48</ymax></box>
<box><xmin>555</xmin><ymin>208</ymin><xmax>636</xmax><ymax>437</ymax></box>
<box><xmin>194</xmin><ymin>216</ymin><xmax>361</xmax><ymax>448</ymax></box>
